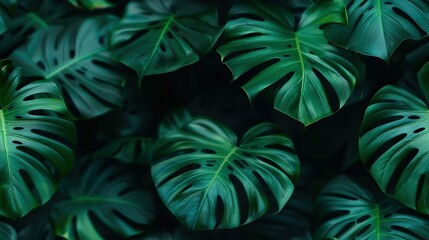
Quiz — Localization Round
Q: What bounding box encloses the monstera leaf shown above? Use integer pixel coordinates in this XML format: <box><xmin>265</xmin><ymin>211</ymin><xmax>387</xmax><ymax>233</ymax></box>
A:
<box><xmin>0</xmin><ymin>223</ymin><xmax>17</xmax><ymax>240</ymax></box>
<box><xmin>0</xmin><ymin>0</ymin><xmax>74</xmax><ymax>57</ymax></box>
<box><xmin>218</xmin><ymin>0</ymin><xmax>363</xmax><ymax>126</ymax></box>
<box><xmin>10</xmin><ymin>15</ymin><xmax>125</xmax><ymax>119</ymax></box>
<box><xmin>111</xmin><ymin>0</ymin><xmax>223</xmax><ymax>80</ymax></box>
<box><xmin>95</xmin><ymin>137</ymin><xmax>156</xmax><ymax>165</ymax></box>
<box><xmin>325</xmin><ymin>0</ymin><xmax>429</xmax><ymax>61</ymax></box>
<box><xmin>0</xmin><ymin>0</ymin><xmax>16</xmax><ymax>34</ymax></box>
<box><xmin>68</xmin><ymin>0</ymin><xmax>114</xmax><ymax>10</ymax></box>
<box><xmin>315</xmin><ymin>175</ymin><xmax>429</xmax><ymax>239</ymax></box>
<box><xmin>152</xmin><ymin>117</ymin><xmax>300</xmax><ymax>230</ymax></box>
<box><xmin>360</xmin><ymin>62</ymin><xmax>429</xmax><ymax>214</ymax></box>
<box><xmin>0</xmin><ymin>60</ymin><xmax>75</xmax><ymax>219</ymax></box>
<box><xmin>51</xmin><ymin>157</ymin><xmax>156</xmax><ymax>240</ymax></box>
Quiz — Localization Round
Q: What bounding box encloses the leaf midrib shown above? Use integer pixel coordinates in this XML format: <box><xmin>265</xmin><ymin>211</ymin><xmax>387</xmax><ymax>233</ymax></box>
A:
<box><xmin>294</xmin><ymin>33</ymin><xmax>305</xmax><ymax>120</ymax></box>
<box><xmin>0</xmin><ymin>110</ymin><xmax>13</xmax><ymax>196</ymax></box>
<box><xmin>192</xmin><ymin>146</ymin><xmax>238</xmax><ymax>229</ymax></box>
<box><xmin>142</xmin><ymin>15</ymin><xmax>175</xmax><ymax>75</ymax></box>
<box><xmin>45</xmin><ymin>47</ymin><xmax>107</xmax><ymax>79</ymax></box>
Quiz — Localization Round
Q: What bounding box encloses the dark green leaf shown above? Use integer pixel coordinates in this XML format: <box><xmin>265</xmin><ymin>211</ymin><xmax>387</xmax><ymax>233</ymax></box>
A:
<box><xmin>18</xmin><ymin>217</ymin><xmax>56</xmax><ymax>240</ymax></box>
<box><xmin>326</xmin><ymin>0</ymin><xmax>429</xmax><ymax>61</ymax></box>
<box><xmin>0</xmin><ymin>60</ymin><xmax>75</xmax><ymax>220</ymax></box>
<box><xmin>111</xmin><ymin>0</ymin><xmax>223</xmax><ymax>80</ymax></box>
<box><xmin>218</xmin><ymin>0</ymin><xmax>363</xmax><ymax>126</ymax></box>
<box><xmin>51</xmin><ymin>157</ymin><xmax>156</xmax><ymax>240</ymax></box>
<box><xmin>315</xmin><ymin>175</ymin><xmax>429</xmax><ymax>239</ymax></box>
<box><xmin>0</xmin><ymin>0</ymin><xmax>75</xmax><ymax>57</ymax></box>
<box><xmin>68</xmin><ymin>0</ymin><xmax>114</xmax><ymax>10</ymax></box>
<box><xmin>95</xmin><ymin>138</ymin><xmax>156</xmax><ymax>165</ymax></box>
<box><xmin>0</xmin><ymin>0</ymin><xmax>16</xmax><ymax>34</ymax></box>
<box><xmin>10</xmin><ymin>15</ymin><xmax>125</xmax><ymax>119</ymax></box>
<box><xmin>360</xmin><ymin>62</ymin><xmax>429</xmax><ymax>214</ymax></box>
<box><xmin>152</xmin><ymin>117</ymin><xmax>300</xmax><ymax>230</ymax></box>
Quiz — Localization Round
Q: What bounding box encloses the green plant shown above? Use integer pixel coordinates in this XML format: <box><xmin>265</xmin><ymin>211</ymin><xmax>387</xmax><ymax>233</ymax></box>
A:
<box><xmin>1</xmin><ymin>0</ymin><xmax>429</xmax><ymax>239</ymax></box>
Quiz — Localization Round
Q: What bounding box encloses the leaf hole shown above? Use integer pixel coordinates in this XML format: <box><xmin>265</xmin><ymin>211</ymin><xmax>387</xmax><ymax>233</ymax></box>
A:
<box><xmin>319</xmin><ymin>210</ymin><xmax>350</xmax><ymax>224</ymax></box>
<box><xmin>157</xmin><ymin>163</ymin><xmax>201</xmax><ymax>187</ymax></box>
<box><xmin>19</xmin><ymin>169</ymin><xmax>42</xmax><ymax>204</ymax></box>
<box><xmin>360</xmin><ymin>115</ymin><xmax>404</xmax><ymax>136</ymax></box>
<box><xmin>392</xmin><ymin>7</ymin><xmax>427</xmax><ymax>36</ymax></box>
<box><xmin>31</xmin><ymin>129</ymin><xmax>74</xmax><ymax>149</ymax></box>
<box><xmin>201</xmin><ymin>149</ymin><xmax>216</xmax><ymax>154</ymax></box>
<box><xmin>37</xmin><ymin>61</ymin><xmax>46</xmax><ymax>71</ymax></box>
<box><xmin>70</xmin><ymin>50</ymin><xmax>75</xmax><ymax>59</ymax></box>
<box><xmin>366</xmin><ymin>133</ymin><xmax>407</xmax><ymax>169</ymax></box>
<box><xmin>414</xmin><ymin>127</ymin><xmax>425</xmax><ymax>134</ymax></box>
<box><xmin>313</xmin><ymin>68</ymin><xmax>340</xmax><ymax>112</ymax></box>
<box><xmin>13</xmin><ymin>127</ymin><xmax>23</xmax><ymax>130</ymax></box>
<box><xmin>386</xmin><ymin>148</ymin><xmax>419</xmax><ymax>195</ymax></box>
<box><xmin>265</xmin><ymin>144</ymin><xmax>296</xmax><ymax>154</ymax></box>
<box><xmin>214</xmin><ymin>195</ymin><xmax>224</xmax><ymax>228</ymax></box>
<box><xmin>356</xmin><ymin>214</ymin><xmax>370</xmax><ymax>223</ymax></box>
<box><xmin>114</xmin><ymin>29</ymin><xmax>149</xmax><ymax>49</ymax></box>
<box><xmin>256</xmin><ymin>156</ymin><xmax>292</xmax><ymax>182</ymax></box>
<box><xmin>408</xmin><ymin>115</ymin><xmax>420</xmax><ymax>120</ymax></box>
<box><xmin>229</xmin><ymin>174</ymin><xmax>249</xmax><ymax>225</ymax></box>
<box><xmin>356</xmin><ymin>224</ymin><xmax>371</xmax><ymax>236</ymax></box>
<box><xmin>390</xmin><ymin>225</ymin><xmax>425</xmax><ymax>240</ymax></box>
<box><xmin>12</xmin><ymin>140</ymin><xmax>23</xmax><ymax>145</ymax></box>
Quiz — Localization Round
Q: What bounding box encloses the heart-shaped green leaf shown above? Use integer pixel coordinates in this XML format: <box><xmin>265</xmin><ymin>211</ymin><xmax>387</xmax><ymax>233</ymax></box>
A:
<box><xmin>10</xmin><ymin>15</ymin><xmax>125</xmax><ymax>119</ymax></box>
<box><xmin>0</xmin><ymin>0</ymin><xmax>16</xmax><ymax>34</ymax></box>
<box><xmin>152</xmin><ymin>117</ymin><xmax>300</xmax><ymax>230</ymax></box>
<box><xmin>0</xmin><ymin>0</ymin><xmax>75</xmax><ymax>58</ymax></box>
<box><xmin>51</xmin><ymin>157</ymin><xmax>156</xmax><ymax>240</ymax></box>
<box><xmin>68</xmin><ymin>0</ymin><xmax>114</xmax><ymax>10</ymax></box>
<box><xmin>218</xmin><ymin>0</ymin><xmax>363</xmax><ymax>126</ymax></box>
<box><xmin>315</xmin><ymin>175</ymin><xmax>429</xmax><ymax>239</ymax></box>
<box><xmin>111</xmin><ymin>0</ymin><xmax>223</xmax><ymax>80</ymax></box>
<box><xmin>0</xmin><ymin>60</ymin><xmax>75</xmax><ymax>220</ymax></box>
<box><xmin>326</xmin><ymin>0</ymin><xmax>429</xmax><ymax>61</ymax></box>
<box><xmin>360</xmin><ymin>62</ymin><xmax>429</xmax><ymax>214</ymax></box>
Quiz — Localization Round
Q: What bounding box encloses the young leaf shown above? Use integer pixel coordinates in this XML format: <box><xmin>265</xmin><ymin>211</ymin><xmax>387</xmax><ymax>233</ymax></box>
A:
<box><xmin>325</xmin><ymin>0</ymin><xmax>429</xmax><ymax>61</ymax></box>
<box><xmin>218</xmin><ymin>0</ymin><xmax>363</xmax><ymax>126</ymax></box>
<box><xmin>0</xmin><ymin>222</ymin><xmax>16</xmax><ymax>240</ymax></box>
<box><xmin>111</xmin><ymin>0</ymin><xmax>223</xmax><ymax>80</ymax></box>
<box><xmin>0</xmin><ymin>0</ymin><xmax>16</xmax><ymax>34</ymax></box>
<box><xmin>68</xmin><ymin>0</ymin><xmax>114</xmax><ymax>10</ymax></box>
<box><xmin>315</xmin><ymin>175</ymin><xmax>429</xmax><ymax>239</ymax></box>
<box><xmin>51</xmin><ymin>157</ymin><xmax>156</xmax><ymax>240</ymax></box>
<box><xmin>360</xmin><ymin>62</ymin><xmax>429</xmax><ymax>214</ymax></box>
<box><xmin>152</xmin><ymin>117</ymin><xmax>300</xmax><ymax>230</ymax></box>
<box><xmin>10</xmin><ymin>15</ymin><xmax>125</xmax><ymax>119</ymax></box>
<box><xmin>0</xmin><ymin>60</ymin><xmax>76</xmax><ymax>220</ymax></box>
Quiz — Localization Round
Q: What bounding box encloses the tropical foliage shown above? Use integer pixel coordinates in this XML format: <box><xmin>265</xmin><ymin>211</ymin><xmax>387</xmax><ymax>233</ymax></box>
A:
<box><xmin>0</xmin><ymin>0</ymin><xmax>429</xmax><ymax>239</ymax></box>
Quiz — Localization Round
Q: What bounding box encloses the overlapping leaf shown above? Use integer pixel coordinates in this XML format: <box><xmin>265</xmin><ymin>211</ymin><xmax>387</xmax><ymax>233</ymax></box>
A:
<box><xmin>95</xmin><ymin>138</ymin><xmax>155</xmax><ymax>165</ymax></box>
<box><xmin>218</xmin><ymin>0</ymin><xmax>363</xmax><ymax>126</ymax></box>
<box><xmin>0</xmin><ymin>223</ymin><xmax>16</xmax><ymax>240</ymax></box>
<box><xmin>315</xmin><ymin>175</ymin><xmax>429</xmax><ymax>239</ymax></box>
<box><xmin>111</xmin><ymin>0</ymin><xmax>223</xmax><ymax>80</ymax></box>
<box><xmin>51</xmin><ymin>157</ymin><xmax>156</xmax><ymax>240</ymax></box>
<box><xmin>360</xmin><ymin>62</ymin><xmax>429</xmax><ymax>213</ymax></box>
<box><xmin>152</xmin><ymin>117</ymin><xmax>300</xmax><ymax>230</ymax></box>
<box><xmin>326</xmin><ymin>0</ymin><xmax>429</xmax><ymax>61</ymax></box>
<box><xmin>0</xmin><ymin>60</ymin><xmax>75</xmax><ymax>220</ymax></box>
<box><xmin>0</xmin><ymin>0</ymin><xmax>75</xmax><ymax>57</ymax></box>
<box><xmin>10</xmin><ymin>15</ymin><xmax>125</xmax><ymax>119</ymax></box>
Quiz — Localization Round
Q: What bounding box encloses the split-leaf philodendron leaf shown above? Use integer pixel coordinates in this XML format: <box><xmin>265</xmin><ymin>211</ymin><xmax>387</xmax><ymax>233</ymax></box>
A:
<box><xmin>0</xmin><ymin>0</ymin><xmax>75</xmax><ymax>57</ymax></box>
<box><xmin>218</xmin><ymin>0</ymin><xmax>363</xmax><ymax>126</ymax></box>
<box><xmin>315</xmin><ymin>175</ymin><xmax>429</xmax><ymax>239</ymax></box>
<box><xmin>360</xmin><ymin>62</ymin><xmax>429</xmax><ymax>214</ymax></box>
<box><xmin>51</xmin><ymin>157</ymin><xmax>156</xmax><ymax>240</ymax></box>
<box><xmin>111</xmin><ymin>0</ymin><xmax>223</xmax><ymax>80</ymax></box>
<box><xmin>152</xmin><ymin>117</ymin><xmax>300</xmax><ymax>230</ymax></box>
<box><xmin>325</xmin><ymin>0</ymin><xmax>429</xmax><ymax>61</ymax></box>
<box><xmin>10</xmin><ymin>15</ymin><xmax>125</xmax><ymax>119</ymax></box>
<box><xmin>0</xmin><ymin>0</ymin><xmax>16</xmax><ymax>34</ymax></box>
<box><xmin>0</xmin><ymin>60</ymin><xmax>76</xmax><ymax>220</ymax></box>
<box><xmin>68</xmin><ymin>0</ymin><xmax>114</xmax><ymax>10</ymax></box>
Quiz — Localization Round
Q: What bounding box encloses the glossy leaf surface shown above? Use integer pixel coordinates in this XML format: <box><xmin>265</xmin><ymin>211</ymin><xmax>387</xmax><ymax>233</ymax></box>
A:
<box><xmin>218</xmin><ymin>0</ymin><xmax>363</xmax><ymax>125</ymax></box>
<box><xmin>0</xmin><ymin>60</ymin><xmax>75</xmax><ymax>220</ymax></box>
<box><xmin>152</xmin><ymin>117</ymin><xmax>300</xmax><ymax>230</ymax></box>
